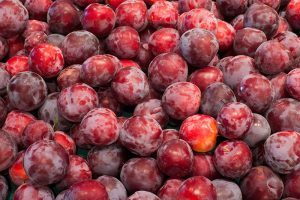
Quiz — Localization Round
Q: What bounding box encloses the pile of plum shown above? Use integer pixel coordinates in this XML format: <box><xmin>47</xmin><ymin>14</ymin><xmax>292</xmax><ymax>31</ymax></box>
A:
<box><xmin>1</xmin><ymin>0</ymin><xmax>300</xmax><ymax>199</ymax></box>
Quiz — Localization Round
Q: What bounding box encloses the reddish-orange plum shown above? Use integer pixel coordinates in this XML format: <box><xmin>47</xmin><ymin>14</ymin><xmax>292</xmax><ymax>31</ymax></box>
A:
<box><xmin>5</xmin><ymin>56</ymin><xmax>29</xmax><ymax>76</ymax></box>
<box><xmin>286</xmin><ymin>0</ymin><xmax>300</xmax><ymax>30</ymax></box>
<box><xmin>9</xmin><ymin>151</ymin><xmax>28</xmax><ymax>186</ymax></box>
<box><xmin>53</xmin><ymin>131</ymin><xmax>76</xmax><ymax>155</ymax></box>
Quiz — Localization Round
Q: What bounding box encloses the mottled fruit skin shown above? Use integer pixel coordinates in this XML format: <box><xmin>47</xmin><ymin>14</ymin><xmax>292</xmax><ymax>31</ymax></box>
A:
<box><xmin>271</xmin><ymin>72</ymin><xmax>288</xmax><ymax>101</ymax></box>
<box><xmin>178</xmin><ymin>0</ymin><xmax>212</xmax><ymax>13</ymax></box>
<box><xmin>157</xmin><ymin>139</ymin><xmax>194</xmax><ymax>178</ymax></box>
<box><xmin>275</xmin><ymin>31</ymin><xmax>300</xmax><ymax>59</ymax></box>
<box><xmin>213</xmin><ymin>140</ymin><xmax>252</xmax><ymax>179</ymax></box>
<box><xmin>9</xmin><ymin>151</ymin><xmax>29</xmax><ymax>186</ymax></box>
<box><xmin>111</xmin><ymin>67</ymin><xmax>150</xmax><ymax>105</ymax></box>
<box><xmin>13</xmin><ymin>183</ymin><xmax>54</xmax><ymax>200</ymax></box>
<box><xmin>79</xmin><ymin>108</ymin><xmax>119</xmax><ymax>146</ymax></box>
<box><xmin>216</xmin><ymin>20</ymin><xmax>236</xmax><ymax>52</ymax></box>
<box><xmin>192</xmin><ymin>153</ymin><xmax>220</xmax><ymax>180</ymax></box>
<box><xmin>176</xmin><ymin>176</ymin><xmax>217</xmax><ymax>200</ymax></box>
<box><xmin>0</xmin><ymin>130</ymin><xmax>18</xmax><ymax>172</ymax></box>
<box><xmin>120</xmin><ymin>158</ymin><xmax>163</xmax><ymax>193</ymax></box>
<box><xmin>57</xmin><ymin>65</ymin><xmax>82</xmax><ymax>90</ymax></box>
<box><xmin>98</xmin><ymin>87</ymin><xmax>122</xmax><ymax>115</ymax></box>
<box><xmin>7</xmin><ymin>71</ymin><xmax>47</xmax><ymax>112</ymax></box>
<box><xmin>286</xmin><ymin>0</ymin><xmax>300</xmax><ymax>30</ymax></box>
<box><xmin>5</xmin><ymin>55</ymin><xmax>29</xmax><ymax>76</ymax></box>
<box><xmin>240</xmin><ymin>166</ymin><xmax>284</xmax><ymax>200</ymax></box>
<box><xmin>180</xmin><ymin>28</ymin><xmax>219</xmax><ymax>68</ymax></box>
<box><xmin>286</xmin><ymin>68</ymin><xmax>300</xmax><ymax>101</ymax></box>
<box><xmin>162</xmin><ymin>82</ymin><xmax>201</xmax><ymax>120</ymax></box>
<box><xmin>96</xmin><ymin>175</ymin><xmax>127</xmax><ymax>200</ymax></box>
<box><xmin>22</xmin><ymin>20</ymin><xmax>49</xmax><ymax>39</ymax></box>
<box><xmin>216</xmin><ymin>0</ymin><xmax>247</xmax><ymax>18</ymax></box>
<box><xmin>87</xmin><ymin>143</ymin><xmax>126</xmax><ymax>177</ymax></box>
<box><xmin>24</xmin><ymin>0</ymin><xmax>52</xmax><ymax>21</ymax></box>
<box><xmin>212</xmin><ymin>179</ymin><xmax>242</xmax><ymax>200</ymax></box>
<box><xmin>57</xmin><ymin>83</ymin><xmax>99</xmax><ymax>122</ymax></box>
<box><xmin>0</xmin><ymin>0</ymin><xmax>29</xmax><ymax>38</ymax></box>
<box><xmin>82</xmin><ymin>3</ymin><xmax>116</xmax><ymax>38</ymax></box>
<box><xmin>55</xmin><ymin>155</ymin><xmax>92</xmax><ymax>191</ymax></box>
<box><xmin>128</xmin><ymin>191</ymin><xmax>160</xmax><ymax>200</ymax></box>
<box><xmin>148</xmin><ymin>53</ymin><xmax>188</xmax><ymax>92</ymax></box>
<box><xmin>244</xmin><ymin>3</ymin><xmax>279</xmax><ymax>38</ymax></box>
<box><xmin>106</xmin><ymin>26</ymin><xmax>140</xmax><ymax>59</ymax></box>
<box><xmin>53</xmin><ymin>131</ymin><xmax>76</xmax><ymax>155</ymax></box>
<box><xmin>24</xmin><ymin>31</ymin><xmax>48</xmax><ymax>54</ymax></box>
<box><xmin>179</xmin><ymin>114</ymin><xmax>217</xmax><ymax>152</ymax></box>
<box><xmin>264</xmin><ymin>131</ymin><xmax>300</xmax><ymax>174</ymax></box>
<box><xmin>284</xmin><ymin>169</ymin><xmax>300</xmax><ymax>198</ymax></box>
<box><xmin>64</xmin><ymin>180</ymin><xmax>109</xmax><ymax>200</ymax></box>
<box><xmin>0</xmin><ymin>176</ymin><xmax>8</xmax><ymax>200</ymax></box>
<box><xmin>157</xmin><ymin>179</ymin><xmax>183</xmax><ymax>200</ymax></box>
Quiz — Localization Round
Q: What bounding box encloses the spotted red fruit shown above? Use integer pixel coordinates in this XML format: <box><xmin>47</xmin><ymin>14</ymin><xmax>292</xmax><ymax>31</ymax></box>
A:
<box><xmin>22</xmin><ymin>20</ymin><xmax>49</xmax><ymax>39</ymax></box>
<box><xmin>216</xmin><ymin>20</ymin><xmax>235</xmax><ymax>52</ymax></box>
<box><xmin>0</xmin><ymin>130</ymin><xmax>18</xmax><ymax>172</ymax></box>
<box><xmin>233</xmin><ymin>28</ymin><xmax>267</xmax><ymax>57</ymax></box>
<box><xmin>0</xmin><ymin>0</ymin><xmax>29</xmax><ymax>38</ymax></box>
<box><xmin>120</xmin><ymin>158</ymin><xmax>163</xmax><ymax>193</ymax></box>
<box><xmin>250</xmin><ymin>0</ymin><xmax>280</xmax><ymax>9</ymax></box>
<box><xmin>0</xmin><ymin>37</ymin><xmax>8</xmax><ymax>60</ymax></box>
<box><xmin>134</xmin><ymin>43</ymin><xmax>154</xmax><ymax>70</ymax></box>
<box><xmin>275</xmin><ymin>31</ymin><xmax>300</xmax><ymax>59</ymax></box>
<box><xmin>87</xmin><ymin>143</ymin><xmax>127</xmax><ymax>177</ymax></box>
<box><xmin>286</xmin><ymin>0</ymin><xmax>300</xmax><ymax>30</ymax></box>
<box><xmin>24</xmin><ymin>31</ymin><xmax>48</xmax><ymax>54</ymax></box>
<box><xmin>120</xmin><ymin>59</ymin><xmax>141</xmax><ymax>69</ymax></box>
<box><xmin>271</xmin><ymin>72</ymin><xmax>288</xmax><ymax>101</ymax></box>
<box><xmin>264</xmin><ymin>131</ymin><xmax>300</xmax><ymax>174</ymax></box>
<box><xmin>62</xmin><ymin>33</ymin><xmax>100</xmax><ymax>67</ymax></box>
<box><xmin>53</xmin><ymin>131</ymin><xmax>76</xmax><ymax>155</ymax></box>
<box><xmin>147</xmin><ymin>1</ymin><xmax>178</xmax><ymax>29</ymax></box>
<box><xmin>24</xmin><ymin>140</ymin><xmax>69</xmax><ymax>185</ymax></box>
<box><xmin>9</xmin><ymin>151</ymin><xmax>28</xmax><ymax>186</ymax></box>
<box><xmin>112</xmin><ymin>67</ymin><xmax>150</xmax><ymax>105</ymax></box>
<box><xmin>55</xmin><ymin>155</ymin><xmax>92</xmax><ymax>191</ymax></box>
<box><xmin>286</xmin><ymin>68</ymin><xmax>300</xmax><ymax>101</ymax></box>
<box><xmin>128</xmin><ymin>191</ymin><xmax>160</xmax><ymax>200</ymax></box>
<box><xmin>2</xmin><ymin>111</ymin><xmax>36</xmax><ymax>146</ymax></box>
<box><xmin>240</xmin><ymin>166</ymin><xmax>284</xmax><ymax>200</ymax></box>
<box><xmin>231</xmin><ymin>14</ymin><xmax>244</xmax><ymax>31</ymax></box>
<box><xmin>106</xmin><ymin>26</ymin><xmax>140</xmax><ymax>59</ymax></box>
<box><xmin>47</xmin><ymin>0</ymin><xmax>81</xmax><ymax>35</ymax></box>
<box><xmin>120</xmin><ymin>115</ymin><xmax>162</xmax><ymax>156</ymax></box>
<box><xmin>82</xmin><ymin>3</ymin><xmax>116</xmax><ymax>38</ymax></box>
<box><xmin>176</xmin><ymin>176</ymin><xmax>217</xmax><ymax>200</ymax></box>
<box><xmin>216</xmin><ymin>0</ymin><xmax>247</xmax><ymax>18</ymax></box>
<box><xmin>213</xmin><ymin>140</ymin><xmax>252</xmax><ymax>179</ymax></box>
<box><xmin>244</xmin><ymin>3</ymin><xmax>279</xmax><ymax>38</ymax></box>
<box><xmin>57</xmin><ymin>65</ymin><xmax>82</xmax><ymax>90</ymax></box>
<box><xmin>7</xmin><ymin>71</ymin><xmax>47</xmax><ymax>112</ymax></box>
<box><xmin>98</xmin><ymin>87</ymin><xmax>122</xmax><ymax>115</ymax></box>
<box><xmin>96</xmin><ymin>175</ymin><xmax>127</xmax><ymax>200</ymax></box>
<box><xmin>177</xmin><ymin>9</ymin><xmax>218</xmax><ymax>34</ymax></box>
<box><xmin>157</xmin><ymin>139</ymin><xmax>193</xmax><ymax>178</ymax></box>
<box><xmin>115</xmin><ymin>0</ymin><xmax>147</xmax><ymax>31</ymax></box>
<box><xmin>64</xmin><ymin>180</ymin><xmax>109</xmax><ymax>200</ymax></box>
<box><xmin>5</xmin><ymin>55</ymin><xmax>29</xmax><ymax>76</ymax></box>
<box><xmin>13</xmin><ymin>183</ymin><xmax>54</xmax><ymax>200</ymax></box>
<box><xmin>212</xmin><ymin>179</ymin><xmax>242</xmax><ymax>200</ymax></box>
<box><xmin>148</xmin><ymin>53</ymin><xmax>188</xmax><ymax>92</ymax></box>
<box><xmin>0</xmin><ymin>176</ymin><xmax>8</xmax><ymax>200</ymax></box>
<box><xmin>148</xmin><ymin>28</ymin><xmax>180</xmax><ymax>56</ymax></box>
<box><xmin>29</xmin><ymin>43</ymin><xmax>64</xmax><ymax>78</ymax></box>
<box><xmin>157</xmin><ymin>179</ymin><xmax>183</xmax><ymax>200</ymax></box>
<box><xmin>70</xmin><ymin>124</ymin><xmax>93</xmax><ymax>149</ymax></box>
<box><xmin>284</xmin><ymin>169</ymin><xmax>300</xmax><ymax>199</ymax></box>
<box><xmin>255</xmin><ymin>40</ymin><xmax>292</xmax><ymax>75</ymax></box>
<box><xmin>189</xmin><ymin>66</ymin><xmax>224</xmax><ymax>92</ymax></box>
<box><xmin>57</xmin><ymin>83</ymin><xmax>99</xmax><ymax>122</ymax></box>
<box><xmin>192</xmin><ymin>153</ymin><xmax>219</xmax><ymax>180</ymax></box>
<box><xmin>178</xmin><ymin>0</ymin><xmax>212</xmax><ymax>13</ymax></box>
<box><xmin>274</xmin><ymin>17</ymin><xmax>291</xmax><ymax>37</ymax></box>
<box><xmin>24</xmin><ymin>0</ymin><xmax>52</xmax><ymax>21</ymax></box>
<box><xmin>161</xmin><ymin>129</ymin><xmax>180</xmax><ymax>144</ymax></box>
<box><xmin>180</xmin><ymin>28</ymin><xmax>219</xmax><ymax>68</ymax></box>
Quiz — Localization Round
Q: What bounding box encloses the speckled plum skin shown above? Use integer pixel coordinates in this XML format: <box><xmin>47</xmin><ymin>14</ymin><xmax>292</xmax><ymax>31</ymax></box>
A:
<box><xmin>148</xmin><ymin>53</ymin><xmax>188</xmax><ymax>92</ymax></box>
<box><xmin>233</xmin><ymin>28</ymin><xmax>267</xmax><ymax>57</ymax></box>
<box><xmin>275</xmin><ymin>31</ymin><xmax>300</xmax><ymax>59</ymax></box>
<box><xmin>29</xmin><ymin>43</ymin><xmax>64</xmax><ymax>78</ymax></box>
<box><xmin>284</xmin><ymin>169</ymin><xmax>300</xmax><ymax>198</ymax></box>
<box><xmin>176</xmin><ymin>176</ymin><xmax>217</xmax><ymax>200</ymax></box>
<box><xmin>178</xmin><ymin>0</ymin><xmax>212</xmax><ymax>13</ymax></box>
<box><xmin>157</xmin><ymin>139</ymin><xmax>194</xmax><ymax>178</ymax></box>
<box><xmin>55</xmin><ymin>155</ymin><xmax>92</xmax><ymax>191</ymax></box>
<box><xmin>87</xmin><ymin>143</ymin><xmax>126</xmax><ymax>177</ymax></box>
<box><xmin>47</xmin><ymin>0</ymin><xmax>81</xmax><ymax>35</ymax></box>
<box><xmin>192</xmin><ymin>153</ymin><xmax>220</xmax><ymax>180</ymax></box>
<box><xmin>180</xmin><ymin>28</ymin><xmax>219</xmax><ymax>68</ymax></box>
<box><xmin>147</xmin><ymin>1</ymin><xmax>178</xmax><ymax>29</ymax></box>
<box><xmin>157</xmin><ymin>179</ymin><xmax>182</xmax><ymax>200</ymax></box>
<box><xmin>106</xmin><ymin>26</ymin><xmax>140</xmax><ymax>59</ymax></box>
<box><xmin>286</xmin><ymin>68</ymin><xmax>300</xmax><ymax>101</ymax></box>
<box><xmin>120</xmin><ymin>158</ymin><xmax>163</xmax><ymax>193</ymax></box>
<box><xmin>212</xmin><ymin>179</ymin><xmax>242</xmax><ymax>200</ymax></box>
<box><xmin>216</xmin><ymin>0</ymin><xmax>247</xmax><ymax>18</ymax></box>
<box><xmin>24</xmin><ymin>0</ymin><xmax>52</xmax><ymax>21</ymax></box>
<box><xmin>240</xmin><ymin>166</ymin><xmax>284</xmax><ymax>200</ymax></box>
<box><xmin>22</xmin><ymin>20</ymin><xmax>49</xmax><ymax>39</ymax></box>
<box><xmin>115</xmin><ymin>0</ymin><xmax>147</xmax><ymax>31</ymax></box>
<box><xmin>64</xmin><ymin>180</ymin><xmax>109</xmax><ymax>200</ymax></box>
<box><xmin>148</xmin><ymin>28</ymin><xmax>180</xmax><ymax>56</ymax></box>
<box><xmin>57</xmin><ymin>83</ymin><xmax>99</xmax><ymax>122</ymax></box>
<box><xmin>264</xmin><ymin>131</ymin><xmax>300</xmax><ymax>174</ymax></box>
<box><xmin>13</xmin><ymin>183</ymin><xmax>54</xmax><ymax>200</ymax></box>
<box><xmin>70</xmin><ymin>124</ymin><xmax>93</xmax><ymax>150</ymax></box>
<box><xmin>57</xmin><ymin>65</ymin><xmax>82</xmax><ymax>90</ymax></box>
<box><xmin>178</xmin><ymin>9</ymin><xmax>218</xmax><ymax>35</ymax></box>
<box><xmin>23</xmin><ymin>140</ymin><xmax>69</xmax><ymax>186</ymax></box>
<box><xmin>270</xmin><ymin>72</ymin><xmax>288</xmax><ymax>101</ymax></box>
<box><xmin>24</xmin><ymin>31</ymin><xmax>48</xmax><ymax>54</ymax></box>
<box><xmin>61</xmin><ymin>30</ymin><xmax>100</xmax><ymax>65</ymax></box>
<box><xmin>0</xmin><ymin>176</ymin><xmax>8</xmax><ymax>200</ymax></box>
<box><xmin>216</xmin><ymin>20</ymin><xmax>235</xmax><ymax>52</ymax></box>
<box><xmin>96</xmin><ymin>175</ymin><xmax>127</xmax><ymax>200</ymax></box>
<box><xmin>162</xmin><ymin>82</ymin><xmax>201</xmax><ymax>120</ymax></box>
<box><xmin>5</xmin><ymin>55</ymin><xmax>29</xmax><ymax>76</ymax></box>
<box><xmin>53</xmin><ymin>131</ymin><xmax>76</xmax><ymax>155</ymax></box>
<box><xmin>128</xmin><ymin>191</ymin><xmax>160</xmax><ymax>200</ymax></box>
<box><xmin>266</xmin><ymin>98</ymin><xmax>300</xmax><ymax>133</ymax></box>
<box><xmin>0</xmin><ymin>130</ymin><xmax>18</xmax><ymax>172</ymax></box>
<box><xmin>111</xmin><ymin>67</ymin><xmax>150</xmax><ymax>105</ymax></box>
<box><xmin>231</xmin><ymin>14</ymin><xmax>244</xmax><ymax>31</ymax></box>
<box><xmin>98</xmin><ymin>87</ymin><xmax>122</xmax><ymax>115</ymax></box>
<box><xmin>214</xmin><ymin>140</ymin><xmax>252</xmax><ymax>179</ymax></box>
<box><xmin>286</xmin><ymin>0</ymin><xmax>300</xmax><ymax>30</ymax></box>
<box><xmin>0</xmin><ymin>0</ymin><xmax>29</xmax><ymax>38</ymax></box>
<box><xmin>255</xmin><ymin>40</ymin><xmax>292</xmax><ymax>75</ymax></box>
<box><xmin>79</xmin><ymin>108</ymin><xmax>119</xmax><ymax>146</ymax></box>
<box><xmin>244</xmin><ymin>3</ymin><xmax>279</xmax><ymax>38</ymax></box>
<box><xmin>7</xmin><ymin>72</ymin><xmax>47</xmax><ymax>112</ymax></box>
